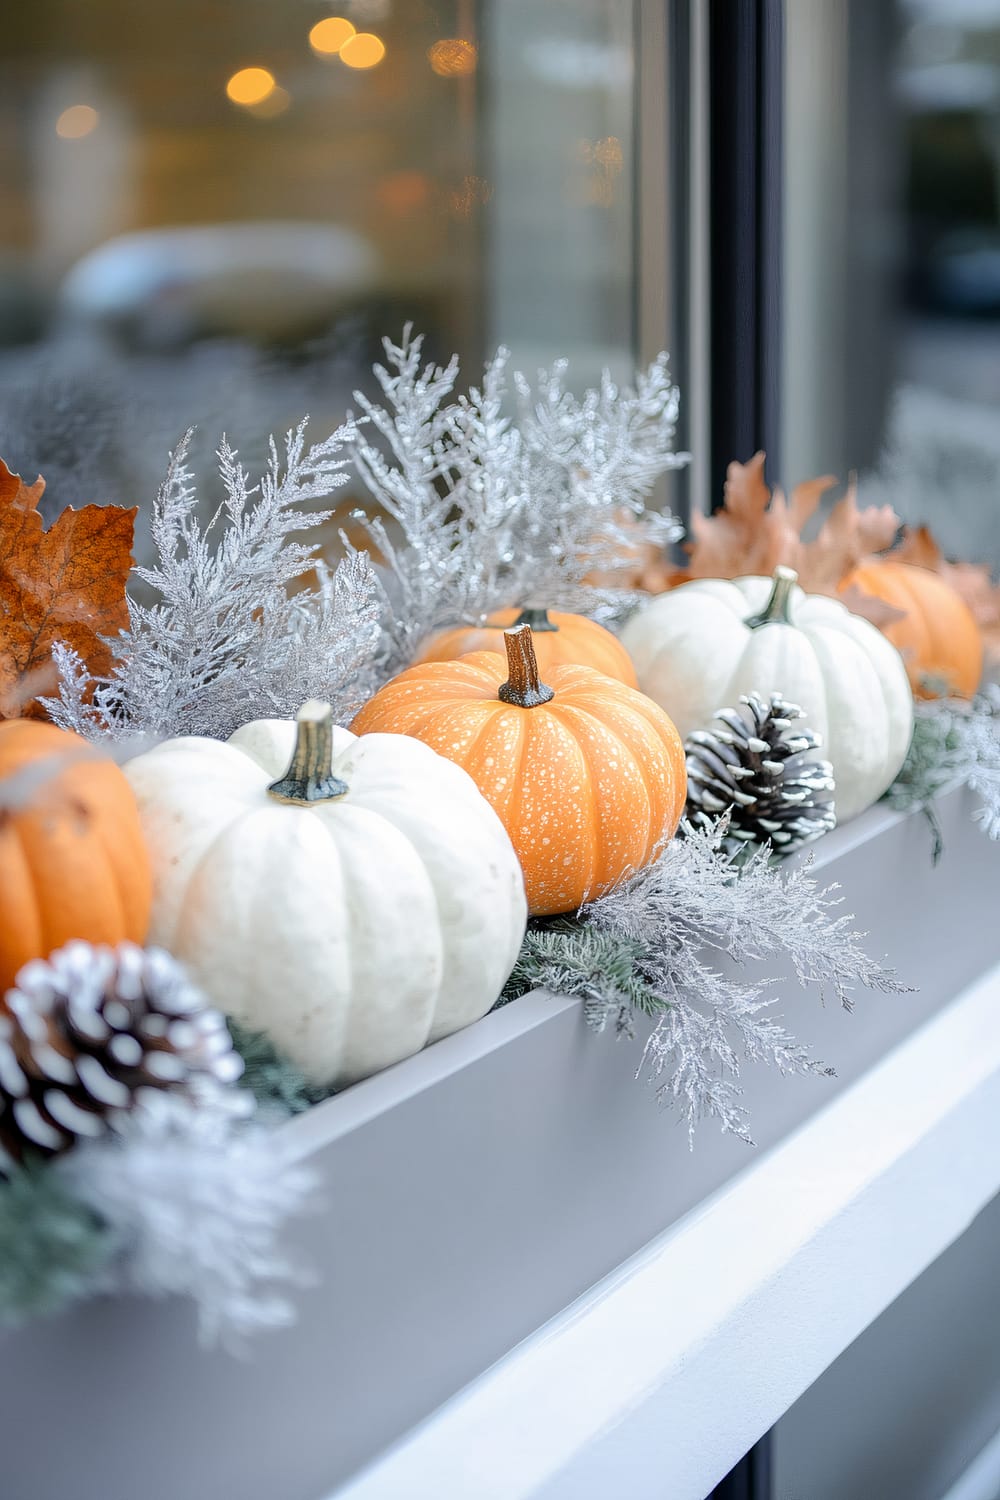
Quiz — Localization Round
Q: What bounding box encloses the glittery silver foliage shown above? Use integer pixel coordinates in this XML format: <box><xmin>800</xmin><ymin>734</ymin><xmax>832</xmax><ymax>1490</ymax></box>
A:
<box><xmin>589</xmin><ymin>816</ymin><xmax>907</xmax><ymax>1140</ymax></box>
<box><xmin>886</xmin><ymin>686</ymin><xmax>1000</xmax><ymax>852</ymax></box>
<box><xmin>347</xmin><ymin>326</ymin><xmax>687</xmax><ymax>676</ymax></box>
<box><xmin>43</xmin><ymin>421</ymin><xmax>381</xmax><ymax>740</ymax></box>
<box><xmin>505</xmin><ymin>815</ymin><xmax>906</xmax><ymax>1143</ymax></box>
<box><xmin>57</xmin><ymin>1090</ymin><xmax>314</xmax><ymax>1348</ymax></box>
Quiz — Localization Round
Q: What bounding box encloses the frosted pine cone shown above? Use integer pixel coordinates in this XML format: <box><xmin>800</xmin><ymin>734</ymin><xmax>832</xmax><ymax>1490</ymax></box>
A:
<box><xmin>0</xmin><ymin>941</ymin><xmax>243</xmax><ymax>1168</ymax></box>
<box><xmin>685</xmin><ymin>692</ymin><xmax>836</xmax><ymax>855</ymax></box>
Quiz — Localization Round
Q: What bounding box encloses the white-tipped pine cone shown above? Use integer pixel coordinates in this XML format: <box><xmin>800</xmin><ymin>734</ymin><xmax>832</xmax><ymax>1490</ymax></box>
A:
<box><xmin>685</xmin><ymin>692</ymin><xmax>836</xmax><ymax>855</ymax></box>
<box><xmin>0</xmin><ymin>941</ymin><xmax>243</xmax><ymax>1168</ymax></box>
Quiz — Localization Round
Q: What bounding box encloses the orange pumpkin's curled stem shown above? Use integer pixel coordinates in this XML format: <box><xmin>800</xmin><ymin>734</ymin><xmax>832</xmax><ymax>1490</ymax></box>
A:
<box><xmin>498</xmin><ymin>625</ymin><xmax>555</xmax><ymax>709</ymax></box>
<box><xmin>512</xmin><ymin>606</ymin><xmax>559</xmax><ymax>633</ymax></box>
<box><xmin>267</xmin><ymin>699</ymin><xmax>349</xmax><ymax>805</ymax></box>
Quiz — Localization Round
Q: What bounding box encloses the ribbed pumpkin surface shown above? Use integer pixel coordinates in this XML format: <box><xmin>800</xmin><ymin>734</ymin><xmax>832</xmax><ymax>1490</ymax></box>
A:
<box><xmin>0</xmin><ymin>720</ymin><xmax>152</xmax><ymax>995</ymax></box>
<box><xmin>842</xmin><ymin>561</ymin><xmax>983</xmax><ymax>699</ymax></box>
<box><xmin>353</xmin><ymin>649</ymin><xmax>686</xmax><ymax>916</ymax></box>
<box><xmin>417</xmin><ymin>609</ymin><xmax>638</xmax><ymax>687</ymax></box>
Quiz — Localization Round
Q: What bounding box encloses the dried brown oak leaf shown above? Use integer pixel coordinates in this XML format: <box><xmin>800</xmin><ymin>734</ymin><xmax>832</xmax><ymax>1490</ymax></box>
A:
<box><xmin>835</xmin><ymin>583</ymin><xmax>909</xmax><ymax>631</ymax></box>
<box><xmin>0</xmin><ymin>459</ymin><xmax>135</xmax><ymax>719</ymax></box>
<box><xmin>684</xmin><ymin>452</ymin><xmax>902</xmax><ymax>614</ymax></box>
<box><xmin>685</xmin><ymin>452</ymin><xmax>840</xmax><ymax>581</ymax></box>
<box><xmin>796</xmin><ymin>479</ymin><xmax>902</xmax><ymax>593</ymax></box>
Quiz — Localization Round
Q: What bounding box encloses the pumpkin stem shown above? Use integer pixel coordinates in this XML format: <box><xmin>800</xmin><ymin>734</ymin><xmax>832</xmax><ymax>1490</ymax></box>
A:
<box><xmin>744</xmin><ymin>565</ymin><xmax>798</xmax><ymax>629</ymax></box>
<box><xmin>512</xmin><ymin>607</ymin><xmax>559</xmax><ymax>633</ymax></box>
<box><xmin>267</xmin><ymin>700</ymin><xmax>349</xmax><ymax>805</ymax></box>
<box><xmin>498</xmin><ymin>625</ymin><xmax>555</xmax><ymax>709</ymax></box>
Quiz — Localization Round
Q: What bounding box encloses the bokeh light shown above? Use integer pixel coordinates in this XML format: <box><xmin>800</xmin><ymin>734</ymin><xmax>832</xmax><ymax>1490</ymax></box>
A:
<box><xmin>339</xmin><ymin>33</ymin><xmax>386</xmax><ymax>70</ymax></box>
<box><xmin>55</xmin><ymin>105</ymin><xmax>99</xmax><ymax>140</ymax></box>
<box><xmin>450</xmin><ymin>175</ymin><xmax>493</xmax><ymax>219</ymax></box>
<box><xmin>226</xmin><ymin>67</ymin><xmax>276</xmax><ymax>106</ymax></box>
<box><xmin>376</xmin><ymin>170</ymin><xmax>432</xmax><ymax>215</ymax></box>
<box><xmin>309</xmin><ymin>17</ymin><xmax>356</xmax><ymax>56</ymax></box>
<box><xmin>428</xmin><ymin>39</ymin><xmax>477</xmax><ymax>78</ymax></box>
<box><xmin>247</xmin><ymin>85</ymin><xmax>291</xmax><ymax>119</ymax></box>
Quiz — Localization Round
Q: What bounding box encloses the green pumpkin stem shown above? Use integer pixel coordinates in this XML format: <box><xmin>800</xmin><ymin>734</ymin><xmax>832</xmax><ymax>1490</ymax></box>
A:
<box><xmin>498</xmin><ymin>625</ymin><xmax>555</xmax><ymax>709</ymax></box>
<box><xmin>267</xmin><ymin>700</ymin><xmax>349</xmax><ymax>805</ymax></box>
<box><xmin>512</xmin><ymin>606</ymin><xmax>559</xmax><ymax>633</ymax></box>
<box><xmin>743</xmin><ymin>565</ymin><xmax>798</xmax><ymax>629</ymax></box>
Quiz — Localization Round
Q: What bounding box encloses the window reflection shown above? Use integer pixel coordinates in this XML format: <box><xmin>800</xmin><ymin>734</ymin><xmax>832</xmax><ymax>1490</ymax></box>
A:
<box><xmin>0</xmin><ymin>1</ymin><xmax>638</xmax><ymax>546</ymax></box>
<box><xmin>783</xmin><ymin>0</ymin><xmax>1000</xmax><ymax>567</ymax></box>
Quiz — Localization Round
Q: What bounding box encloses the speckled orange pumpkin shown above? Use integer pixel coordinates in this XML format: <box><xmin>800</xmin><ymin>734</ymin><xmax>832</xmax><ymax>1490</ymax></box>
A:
<box><xmin>353</xmin><ymin>625</ymin><xmax>686</xmax><ymax>916</ymax></box>
<box><xmin>416</xmin><ymin>607</ymin><xmax>638</xmax><ymax>687</ymax></box>
<box><xmin>0</xmin><ymin>720</ymin><xmax>152</xmax><ymax>997</ymax></box>
<box><xmin>840</xmin><ymin>560</ymin><xmax>983</xmax><ymax>699</ymax></box>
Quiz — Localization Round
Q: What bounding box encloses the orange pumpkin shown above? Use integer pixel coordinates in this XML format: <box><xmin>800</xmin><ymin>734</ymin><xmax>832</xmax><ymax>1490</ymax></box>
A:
<box><xmin>0</xmin><ymin>720</ymin><xmax>152</xmax><ymax>996</ymax></box>
<box><xmin>353</xmin><ymin>624</ymin><xmax>686</xmax><ymax>916</ymax></box>
<box><xmin>417</xmin><ymin>607</ymin><xmax>638</xmax><ymax>687</ymax></box>
<box><xmin>841</xmin><ymin>561</ymin><xmax>983</xmax><ymax>699</ymax></box>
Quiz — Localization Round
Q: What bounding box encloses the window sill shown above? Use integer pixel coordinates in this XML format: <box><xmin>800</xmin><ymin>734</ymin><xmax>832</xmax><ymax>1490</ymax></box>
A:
<box><xmin>1</xmin><ymin>788</ymin><xmax>997</xmax><ymax>1500</ymax></box>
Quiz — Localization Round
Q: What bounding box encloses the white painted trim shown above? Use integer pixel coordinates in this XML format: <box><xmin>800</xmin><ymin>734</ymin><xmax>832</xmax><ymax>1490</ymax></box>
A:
<box><xmin>939</xmin><ymin>1426</ymin><xmax>1000</xmax><ymax>1500</ymax></box>
<box><xmin>337</xmin><ymin>962</ymin><xmax>1000</xmax><ymax>1500</ymax></box>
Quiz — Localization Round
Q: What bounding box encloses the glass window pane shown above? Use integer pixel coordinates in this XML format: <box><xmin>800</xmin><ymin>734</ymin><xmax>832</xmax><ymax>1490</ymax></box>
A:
<box><xmin>782</xmin><ymin>0</ymin><xmax>1000</xmax><ymax>568</ymax></box>
<box><xmin>0</xmin><ymin>1</ymin><xmax>646</xmax><ymax>528</ymax></box>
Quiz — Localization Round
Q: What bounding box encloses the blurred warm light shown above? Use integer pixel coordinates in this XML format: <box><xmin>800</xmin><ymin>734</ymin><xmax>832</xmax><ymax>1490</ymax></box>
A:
<box><xmin>309</xmin><ymin>17</ymin><xmax>356</xmax><ymax>56</ymax></box>
<box><xmin>578</xmin><ymin>136</ymin><xmax>624</xmax><ymax>171</ymax></box>
<box><xmin>428</xmin><ymin>39</ymin><xmax>477</xmax><ymax>77</ymax></box>
<box><xmin>450</xmin><ymin>174</ymin><xmax>493</xmax><ymax>218</ymax></box>
<box><xmin>340</xmin><ymin>32</ymin><xmax>385</xmax><ymax>69</ymax></box>
<box><xmin>376</xmin><ymin>170</ymin><xmax>432</xmax><ymax>214</ymax></box>
<box><xmin>248</xmin><ymin>85</ymin><xmax>291</xmax><ymax>119</ymax></box>
<box><xmin>226</xmin><ymin>67</ymin><xmax>276</xmax><ymax>106</ymax></box>
<box><xmin>55</xmin><ymin>105</ymin><xmax>99</xmax><ymax>140</ymax></box>
<box><xmin>593</xmin><ymin>136</ymin><xmax>623</xmax><ymax>171</ymax></box>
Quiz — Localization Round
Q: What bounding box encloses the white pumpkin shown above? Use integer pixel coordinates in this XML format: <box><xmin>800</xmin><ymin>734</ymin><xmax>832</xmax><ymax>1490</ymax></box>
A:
<box><xmin>621</xmin><ymin>567</ymin><xmax>914</xmax><ymax>823</ymax></box>
<box><xmin>124</xmin><ymin>701</ymin><xmax>527</xmax><ymax>1088</ymax></box>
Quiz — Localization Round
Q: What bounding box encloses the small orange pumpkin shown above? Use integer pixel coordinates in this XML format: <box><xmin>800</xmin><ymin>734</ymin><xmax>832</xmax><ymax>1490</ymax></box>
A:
<box><xmin>0</xmin><ymin>720</ymin><xmax>152</xmax><ymax>996</ymax></box>
<box><xmin>841</xmin><ymin>560</ymin><xmax>983</xmax><ymax>699</ymax></box>
<box><xmin>353</xmin><ymin>624</ymin><xmax>686</xmax><ymax>916</ymax></box>
<box><xmin>416</xmin><ymin>607</ymin><xmax>638</xmax><ymax>687</ymax></box>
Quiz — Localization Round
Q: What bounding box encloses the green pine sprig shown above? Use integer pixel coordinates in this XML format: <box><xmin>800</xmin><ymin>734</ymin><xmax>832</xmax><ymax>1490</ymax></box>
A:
<box><xmin>0</xmin><ymin>1161</ymin><xmax>115</xmax><ymax>1325</ymax></box>
<box><xmin>500</xmin><ymin>919</ymin><xmax>659</xmax><ymax>1032</ymax></box>
<box><xmin>884</xmin><ymin>690</ymin><xmax>1000</xmax><ymax>862</ymax></box>
<box><xmin>227</xmin><ymin>1019</ymin><xmax>334</xmax><ymax>1116</ymax></box>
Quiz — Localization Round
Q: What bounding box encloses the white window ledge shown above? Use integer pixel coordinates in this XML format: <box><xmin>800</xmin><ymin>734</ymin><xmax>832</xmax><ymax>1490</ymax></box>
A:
<box><xmin>340</xmin><ymin>957</ymin><xmax>1000</xmax><ymax>1500</ymax></box>
<box><xmin>1</xmin><ymin>788</ymin><xmax>996</xmax><ymax>1500</ymax></box>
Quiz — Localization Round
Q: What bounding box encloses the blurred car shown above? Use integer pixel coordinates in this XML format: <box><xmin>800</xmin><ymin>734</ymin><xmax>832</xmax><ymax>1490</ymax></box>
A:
<box><xmin>58</xmin><ymin>220</ymin><xmax>379</xmax><ymax>346</ymax></box>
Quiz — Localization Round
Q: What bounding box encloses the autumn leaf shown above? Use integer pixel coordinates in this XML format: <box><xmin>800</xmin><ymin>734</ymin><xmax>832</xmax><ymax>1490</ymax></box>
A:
<box><xmin>0</xmin><ymin>459</ymin><xmax>136</xmax><ymax>719</ymax></box>
<box><xmin>686</xmin><ymin>453</ymin><xmax>792</xmax><ymax>578</ymax></box>
<box><xmin>797</xmin><ymin>479</ymin><xmax>902</xmax><ymax>593</ymax></box>
<box><xmin>895</xmin><ymin>524</ymin><xmax>942</xmax><ymax>573</ymax></box>
<box><xmin>836</xmin><ymin>583</ymin><xmax>909</xmax><ymax>631</ymax></box>
<box><xmin>684</xmin><ymin>452</ymin><xmax>844</xmax><ymax>582</ymax></box>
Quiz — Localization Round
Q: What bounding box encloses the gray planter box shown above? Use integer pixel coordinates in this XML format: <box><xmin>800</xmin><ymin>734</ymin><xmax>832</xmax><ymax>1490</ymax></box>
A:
<box><xmin>1</xmin><ymin>788</ymin><xmax>995</xmax><ymax>1500</ymax></box>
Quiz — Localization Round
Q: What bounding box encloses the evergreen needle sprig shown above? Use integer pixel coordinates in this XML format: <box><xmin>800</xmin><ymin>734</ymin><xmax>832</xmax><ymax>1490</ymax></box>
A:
<box><xmin>503</xmin><ymin>815</ymin><xmax>904</xmax><ymax>1143</ymax></box>
<box><xmin>228</xmin><ymin>1020</ymin><xmax>334</xmax><ymax>1116</ymax></box>
<box><xmin>885</xmin><ymin>687</ymin><xmax>1000</xmax><ymax>859</ymax></box>
<box><xmin>0</xmin><ymin>1162</ymin><xmax>115</xmax><ymax>1325</ymax></box>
